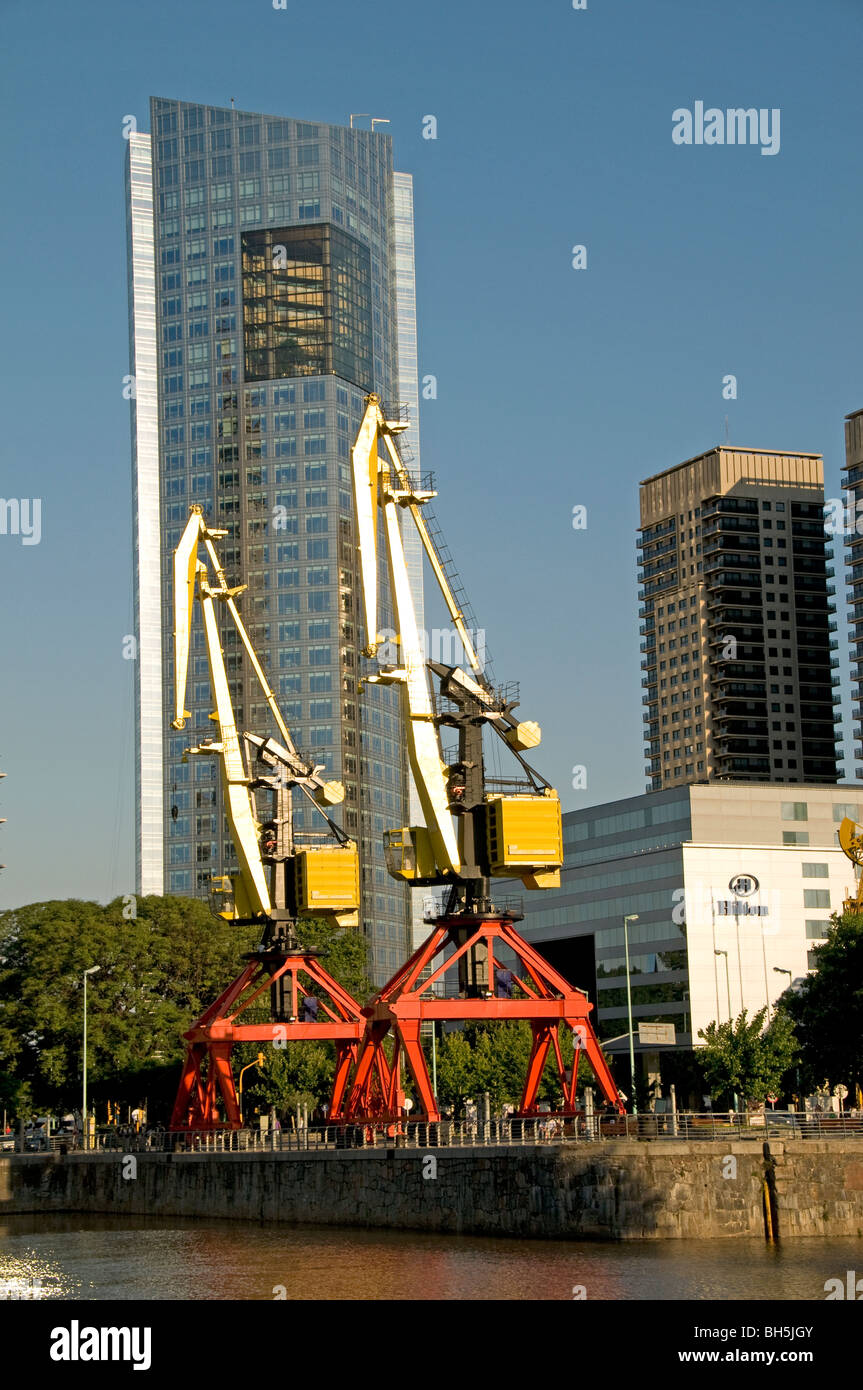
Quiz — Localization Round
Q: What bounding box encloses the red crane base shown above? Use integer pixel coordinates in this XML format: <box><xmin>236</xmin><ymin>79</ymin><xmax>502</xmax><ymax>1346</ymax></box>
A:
<box><xmin>169</xmin><ymin>948</ymin><xmax>389</xmax><ymax>1131</ymax></box>
<box><xmin>342</xmin><ymin>914</ymin><xmax>623</xmax><ymax>1125</ymax></box>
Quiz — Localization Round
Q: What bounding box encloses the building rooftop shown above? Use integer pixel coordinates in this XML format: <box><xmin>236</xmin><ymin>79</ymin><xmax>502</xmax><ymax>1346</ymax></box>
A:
<box><xmin>640</xmin><ymin>444</ymin><xmax>822</xmax><ymax>489</ymax></box>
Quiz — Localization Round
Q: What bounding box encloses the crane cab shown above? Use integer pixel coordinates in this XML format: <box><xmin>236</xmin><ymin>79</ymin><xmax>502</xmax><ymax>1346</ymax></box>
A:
<box><xmin>482</xmin><ymin>792</ymin><xmax>563</xmax><ymax>889</ymax></box>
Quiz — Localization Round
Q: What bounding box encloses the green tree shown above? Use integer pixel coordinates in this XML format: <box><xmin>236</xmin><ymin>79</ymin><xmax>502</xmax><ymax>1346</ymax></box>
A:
<box><xmin>0</xmin><ymin>897</ymin><xmax>378</xmax><ymax>1124</ymax></box>
<box><xmin>435</xmin><ymin>1030</ymin><xmax>479</xmax><ymax>1111</ymax></box>
<box><xmin>434</xmin><ymin>1020</ymin><xmax>596</xmax><ymax>1114</ymax></box>
<box><xmin>0</xmin><ymin>896</ymin><xmax>252</xmax><ymax>1113</ymax></box>
<box><xmin>249</xmin><ymin>1042</ymin><xmax>334</xmax><ymax>1117</ymax></box>
<box><xmin>778</xmin><ymin>911</ymin><xmax>863</xmax><ymax>1094</ymax></box>
<box><xmin>697</xmin><ymin>1007</ymin><xmax>798</xmax><ymax>1107</ymax></box>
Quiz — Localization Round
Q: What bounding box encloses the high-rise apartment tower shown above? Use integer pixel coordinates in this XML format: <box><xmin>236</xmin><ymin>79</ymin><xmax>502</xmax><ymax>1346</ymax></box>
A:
<box><xmin>842</xmin><ymin>408</ymin><xmax>863</xmax><ymax>781</ymax></box>
<box><xmin>639</xmin><ymin>447</ymin><xmax>840</xmax><ymax>791</ymax></box>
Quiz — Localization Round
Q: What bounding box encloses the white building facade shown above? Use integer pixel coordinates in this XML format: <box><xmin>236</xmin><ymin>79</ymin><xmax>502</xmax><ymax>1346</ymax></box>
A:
<box><xmin>680</xmin><ymin>839</ymin><xmax>853</xmax><ymax>1041</ymax></box>
<box><xmin>521</xmin><ymin>783</ymin><xmax>858</xmax><ymax>1060</ymax></box>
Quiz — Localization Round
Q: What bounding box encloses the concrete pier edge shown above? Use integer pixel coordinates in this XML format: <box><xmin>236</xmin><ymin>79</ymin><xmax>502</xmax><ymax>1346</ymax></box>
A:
<box><xmin>3</xmin><ymin>1140</ymin><xmax>863</xmax><ymax>1240</ymax></box>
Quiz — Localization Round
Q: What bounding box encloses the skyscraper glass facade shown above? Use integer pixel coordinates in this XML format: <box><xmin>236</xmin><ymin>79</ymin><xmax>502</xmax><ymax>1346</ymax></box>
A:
<box><xmin>126</xmin><ymin>132</ymin><xmax>163</xmax><ymax>896</ymax></box>
<box><xmin>127</xmin><ymin>98</ymin><xmax>415</xmax><ymax>981</ymax></box>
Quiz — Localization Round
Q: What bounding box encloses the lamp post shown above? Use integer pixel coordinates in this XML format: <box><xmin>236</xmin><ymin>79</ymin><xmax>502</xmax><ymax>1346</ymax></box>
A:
<box><xmin>238</xmin><ymin>1052</ymin><xmax>265</xmax><ymax>1124</ymax></box>
<box><xmin>82</xmin><ymin>966</ymin><xmax>101</xmax><ymax>1151</ymax></box>
<box><xmin>760</xmin><ymin>923</ymin><xmax>772</xmax><ymax>1018</ymax></box>
<box><xmin>624</xmin><ymin>915</ymin><xmax>639</xmax><ymax>1116</ymax></box>
<box><xmin>773</xmin><ymin>969</ymin><xmax>795</xmax><ymax>1100</ymax></box>
<box><xmin>714</xmin><ymin>949</ymin><xmax>731</xmax><ymax>1021</ymax></box>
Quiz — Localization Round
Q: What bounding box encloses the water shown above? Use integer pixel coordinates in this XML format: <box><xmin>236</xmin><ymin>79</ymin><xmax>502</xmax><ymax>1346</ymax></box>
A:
<box><xmin>0</xmin><ymin>1216</ymin><xmax>857</xmax><ymax>1300</ymax></box>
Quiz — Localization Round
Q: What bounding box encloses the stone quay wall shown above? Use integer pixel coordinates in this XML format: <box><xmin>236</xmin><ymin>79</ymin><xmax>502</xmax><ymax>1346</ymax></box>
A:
<box><xmin>2</xmin><ymin>1140</ymin><xmax>863</xmax><ymax>1240</ymax></box>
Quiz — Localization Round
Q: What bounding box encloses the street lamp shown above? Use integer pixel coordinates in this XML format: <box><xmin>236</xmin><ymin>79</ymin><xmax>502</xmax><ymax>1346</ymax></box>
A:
<box><xmin>82</xmin><ymin>966</ymin><xmax>101</xmax><ymax>1151</ymax></box>
<box><xmin>623</xmin><ymin>915</ymin><xmax>639</xmax><ymax>1116</ymax></box>
<box><xmin>714</xmin><ymin>949</ymin><xmax>731</xmax><ymax>1022</ymax></box>
<box><xmin>238</xmin><ymin>1052</ymin><xmax>265</xmax><ymax>1123</ymax></box>
<box><xmin>773</xmin><ymin>969</ymin><xmax>798</xmax><ymax>1099</ymax></box>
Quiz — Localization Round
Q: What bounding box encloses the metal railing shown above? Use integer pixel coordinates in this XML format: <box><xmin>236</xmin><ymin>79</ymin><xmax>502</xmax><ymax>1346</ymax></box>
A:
<box><xmin>87</xmin><ymin>1120</ymin><xmax>570</xmax><ymax>1153</ymax></box>
<box><xmin>6</xmin><ymin>1111</ymin><xmax>863</xmax><ymax>1158</ymax></box>
<box><xmin>79</xmin><ymin>1110</ymin><xmax>863</xmax><ymax>1154</ymax></box>
<box><xmin>586</xmin><ymin>1110</ymin><xmax>863</xmax><ymax>1142</ymax></box>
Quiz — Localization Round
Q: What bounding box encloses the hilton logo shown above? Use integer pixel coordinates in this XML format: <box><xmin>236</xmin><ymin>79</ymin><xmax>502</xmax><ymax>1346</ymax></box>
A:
<box><xmin>717</xmin><ymin>873</ymin><xmax>768</xmax><ymax>917</ymax></box>
<box><xmin>729</xmin><ymin>874</ymin><xmax>759</xmax><ymax>898</ymax></box>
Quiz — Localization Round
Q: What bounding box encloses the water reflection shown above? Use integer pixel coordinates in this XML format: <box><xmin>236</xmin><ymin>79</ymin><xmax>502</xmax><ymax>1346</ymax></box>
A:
<box><xmin>0</xmin><ymin>1216</ymin><xmax>856</xmax><ymax>1301</ymax></box>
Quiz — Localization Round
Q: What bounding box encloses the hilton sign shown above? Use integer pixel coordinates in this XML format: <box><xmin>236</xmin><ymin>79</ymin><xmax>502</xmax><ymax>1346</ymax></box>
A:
<box><xmin>715</xmin><ymin>873</ymin><xmax>769</xmax><ymax>918</ymax></box>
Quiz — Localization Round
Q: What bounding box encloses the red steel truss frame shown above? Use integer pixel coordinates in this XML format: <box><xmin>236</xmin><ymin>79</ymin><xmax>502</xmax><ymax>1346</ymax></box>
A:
<box><xmin>342</xmin><ymin>915</ymin><xmax>623</xmax><ymax>1124</ymax></box>
<box><xmin>169</xmin><ymin>950</ymin><xmax>390</xmax><ymax>1130</ymax></box>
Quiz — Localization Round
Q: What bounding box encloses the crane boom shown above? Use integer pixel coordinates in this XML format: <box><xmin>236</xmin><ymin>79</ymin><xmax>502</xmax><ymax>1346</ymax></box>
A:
<box><xmin>171</xmin><ymin>505</ymin><xmax>359</xmax><ymax>933</ymax></box>
<box><xmin>197</xmin><ymin>577</ymin><xmax>272</xmax><ymax>917</ymax></box>
<box><xmin>380</xmin><ymin>469</ymin><xmax>461</xmax><ymax>875</ymax></box>
<box><xmin>350</xmin><ymin>395</ymin><xmax>563</xmax><ymax>904</ymax></box>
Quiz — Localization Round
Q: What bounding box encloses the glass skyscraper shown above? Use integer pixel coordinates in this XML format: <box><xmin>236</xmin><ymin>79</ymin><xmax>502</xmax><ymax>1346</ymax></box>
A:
<box><xmin>126</xmin><ymin>98</ymin><xmax>418</xmax><ymax>980</ymax></box>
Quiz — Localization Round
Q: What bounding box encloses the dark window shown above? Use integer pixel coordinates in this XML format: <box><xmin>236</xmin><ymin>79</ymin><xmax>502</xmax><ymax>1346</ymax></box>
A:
<box><xmin>241</xmin><ymin>224</ymin><xmax>373</xmax><ymax>389</ymax></box>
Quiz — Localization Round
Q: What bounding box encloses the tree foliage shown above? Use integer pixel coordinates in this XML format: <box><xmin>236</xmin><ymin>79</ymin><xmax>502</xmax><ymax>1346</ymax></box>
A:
<box><xmin>250</xmin><ymin>1042</ymin><xmax>334</xmax><ymax>1117</ymax></box>
<box><xmin>0</xmin><ymin>896</ymin><xmax>254</xmax><ymax>1113</ymax></box>
<box><xmin>778</xmin><ymin>912</ymin><xmax>863</xmax><ymax>1092</ymax></box>
<box><xmin>696</xmin><ymin>1007</ymin><xmax>798</xmax><ymax>1106</ymax></box>
<box><xmin>434</xmin><ymin>1021</ymin><xmax>596</xmax><ymax>1114</ymax></box>
<box><xmin>0</xmin><ymin>897</ymin><xmax>375</xmax><ymax>1120</ymax></box>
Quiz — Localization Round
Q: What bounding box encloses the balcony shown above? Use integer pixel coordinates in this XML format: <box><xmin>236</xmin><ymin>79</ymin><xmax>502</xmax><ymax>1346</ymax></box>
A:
<box><xmin>713</xmin><ymin>681</ymin><xmax>767</xmax><ymax>697</ymax></box>
<box><xmin>713</xmin><ymin>756</ymin><xmax>771</xmax><ymax>773</ymax></box>
<box><xmin>709</xmin><ymin>642</ymin><xmax>765</xmax><ymax>662</ymax></box>
<box><xmin>714</xmin><ymin>737</ymin><xmax>770</xmax><ymax>755</ymax></box>
<box><xmin>706</xmin><ymin>606</ymin><xmax>763</xmax><ymax>627</ymax></box>
<box><xmin>713</xmin><ymin>720</ymin><xmax>768</xmax><ymax>737</ymax></box>
<box><xmin>706</xmin><ymin>569</ymin><xmax>762</xmax><ymax>588</ymax></box>
<box><xmin>713</xmin><ymin>663</ymin><xmax>766</xmax><ymax>681</ymax></box>
<box><xmin>702</xmin><ymin>497</ymin><xmax>758</xmax><ymax>518</ymax></box>
<box><xmin>704</xmin><ymin>548</ymin><xmax>760</xmax><ymax>569</ymax></box>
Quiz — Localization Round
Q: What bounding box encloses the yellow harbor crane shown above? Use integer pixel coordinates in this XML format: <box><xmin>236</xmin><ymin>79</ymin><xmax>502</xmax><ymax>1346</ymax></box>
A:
<box><xmin>338</xmin><ymin>394</ymin><xmax>621</xmax><ymax>1122</ymax></box>
<box><xmin>169</xmin><ymin>506</ymin><xmax>372</xmax><ymax>1131</ymax></box>
<box><xmin>171</xmin><ymin>504</ymin><xmax>360</xmax><ymax>933</ymax></box>
<box><xmin>351</xmin><ymin>394</ymin><xmax>563</xmax><ymax>910</ymax></box>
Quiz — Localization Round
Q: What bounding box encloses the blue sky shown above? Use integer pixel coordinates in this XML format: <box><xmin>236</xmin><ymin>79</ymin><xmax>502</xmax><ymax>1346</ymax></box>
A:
<box><xmin>0</xmin><ymin>0</ymin><xmax>861</xmax><ymax>907</ymax></box>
